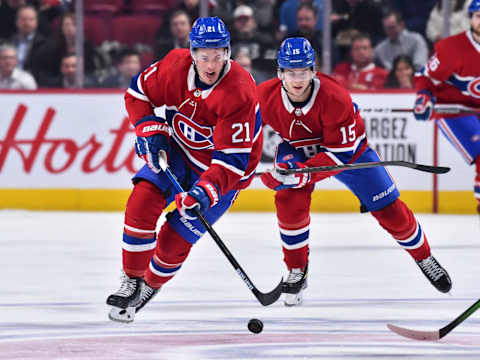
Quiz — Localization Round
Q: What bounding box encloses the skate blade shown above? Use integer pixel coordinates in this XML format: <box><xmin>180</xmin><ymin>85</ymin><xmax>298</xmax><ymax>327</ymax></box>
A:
<box><xmin>108</xmin><ymin>306</ymin><xmax>136</xmax><ymax>323</ymax></box>
<box><xmin>284</xmin><ymin>292</ymin><xmax>304</xmax><ymax>307</ymax></box>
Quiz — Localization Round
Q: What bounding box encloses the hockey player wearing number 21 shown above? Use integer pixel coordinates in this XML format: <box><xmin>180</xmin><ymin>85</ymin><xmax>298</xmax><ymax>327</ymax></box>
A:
<box><xmin>414</xmin><ymin>0</ymin><xmax>480</xmax><ymax>215</ymax></box>
<box><xmin>106</xmin><ymin>17</ymin><xmax>263</xmax><ymax>322</ymax></box>
<box><xmin>257</xmin><ymin>38</ymin><xmax>452</xmax><ymax>306</ymax></box>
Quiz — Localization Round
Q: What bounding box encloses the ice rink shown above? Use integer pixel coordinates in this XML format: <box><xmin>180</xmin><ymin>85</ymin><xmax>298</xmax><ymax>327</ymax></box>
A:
<box><xmin>1</xmin><ymin>210</ymin><xmax>479</xmax><ymax>359</ymax></box>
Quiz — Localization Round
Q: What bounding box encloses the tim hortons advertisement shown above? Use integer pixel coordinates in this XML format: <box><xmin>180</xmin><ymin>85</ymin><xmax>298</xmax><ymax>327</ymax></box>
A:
<box><xmin>0</xmin><ymin>92</ymin><xmax>141</xmax><ymax>189</ymax></box>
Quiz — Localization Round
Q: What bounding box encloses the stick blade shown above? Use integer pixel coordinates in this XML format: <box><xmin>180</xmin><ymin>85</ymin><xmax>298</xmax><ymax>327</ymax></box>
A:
<box><xmin>414</xmin><ymin>164</ymin><xmax>450</xmax><ymax>174</ymax></box>
<box><xmin>255</xmin><ymin>278</ymin><xmax>283</xmax><ymax>306</ymax></box>
<box><xmin>387</xmin><ymin>323</ymin><xmax>440</xmax><ymax>341</ymax></box>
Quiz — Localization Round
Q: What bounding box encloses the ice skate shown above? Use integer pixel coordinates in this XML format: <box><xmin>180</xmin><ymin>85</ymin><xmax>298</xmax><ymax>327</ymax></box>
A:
<box><xmin>106</xmin><ymin>271</ymin><xmax>158</xmax><ymax>323</ymax></box>
<box><xmin>282</xmin><ymin>264</ymin><xmax>308</xmax><ymax>306</ymax></box>
<box><xmin>416</xmin><ymin>255</ymin><xmax>452</xmax><ymax>293</ymax></box>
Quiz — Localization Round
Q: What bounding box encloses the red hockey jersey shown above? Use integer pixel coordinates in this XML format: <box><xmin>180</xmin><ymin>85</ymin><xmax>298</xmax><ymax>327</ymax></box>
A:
<box><xmin>415</xmin><ymin>31</ymin><xmax>480</xmax><ymax>109</ymax></box>
<box><xmin>257</xmin><ymin>72</ymin><xmax>367</xmax><ymax>178</ymax></box>
<box><xmin>125</xmin><ymin>49</ymin><xmax>263</xmax><ymax>195</ymax></box>
<box><xmin>333</xmin><ymin>62</ymin><xmax>388</xmax><ymax>90</ymax></box>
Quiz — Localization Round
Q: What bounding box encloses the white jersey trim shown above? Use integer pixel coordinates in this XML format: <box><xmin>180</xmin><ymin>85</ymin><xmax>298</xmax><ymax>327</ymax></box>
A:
<box><xmin>220</xmin><ymin>148</ymin><xmax>252</xmax><ymax>154</ymax></box>
<box><xmin>280</xmin><ymin>76</ymin><xmax>320</xmax><ymax>115</ymax></box>
<box><xmin>322</xmin><ymin>132</ymin><xmax>366</xmax><ymax>152</ymax></box>
<box><xmin>126</xmin><ymin>88</ymin><xmax>149</xmax><ymax>102</ymax></box>
<box><xmin>211</xmin><ymin>159</ymin><xmax>245</xmax><ymax>176</ymax></box>
<box><xmin>186</xmin><ymin>61</ymin><xmax>232</xmax><ymax>99</ymax></box>
<box><xmin>466</xmin><ymin>30</ymin><xmax>480</xmax><ymax>53</ymax></box>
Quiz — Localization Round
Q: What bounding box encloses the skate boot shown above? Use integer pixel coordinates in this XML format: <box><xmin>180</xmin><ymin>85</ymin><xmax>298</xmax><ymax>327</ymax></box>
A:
<box><xmin>135</xmin><ymin>281</ymin><xmax>159</xmax><ymax>313</ymax></box>
<box><xmin>416</xmin><ymin>255</ymin><xmax>452</xmax><ymax>293</ymax></box>
<box><xmin>282</xmin><ymin>264</ymin><xmax>308</xmax><ymax>306</ymax></box>
<box><xmin>106</xmin><ymin>271</ymin><xmax>143</xmax><ymax>323</ymax></box>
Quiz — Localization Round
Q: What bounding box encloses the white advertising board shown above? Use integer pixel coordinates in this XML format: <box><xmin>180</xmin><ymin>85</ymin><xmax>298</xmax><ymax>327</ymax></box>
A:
<box><xmin>0</xmin><ymin>91</ymin><xmax>472</xmax><ymax>192</ymax></box>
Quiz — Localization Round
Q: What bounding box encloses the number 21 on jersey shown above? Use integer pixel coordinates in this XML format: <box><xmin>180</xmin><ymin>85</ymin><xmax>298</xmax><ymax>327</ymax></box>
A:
<box><xmin>232</xmin><ymin>122</ymin><xmax>251</xmax><ymax>143</ymax></box>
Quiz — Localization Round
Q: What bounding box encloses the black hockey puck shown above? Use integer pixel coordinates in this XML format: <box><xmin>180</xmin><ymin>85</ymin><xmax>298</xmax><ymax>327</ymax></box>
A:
<box><xmin>247</xmin><ymin>318</ymin><xmax>263</xmax><ymax>334</ymax></box>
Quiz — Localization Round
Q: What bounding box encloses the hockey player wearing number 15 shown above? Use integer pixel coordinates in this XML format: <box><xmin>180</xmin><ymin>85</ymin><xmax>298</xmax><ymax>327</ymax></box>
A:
<box><xmin>414</xmin><ymin>0</ymin><xmax>480</xmax><ymax>215</ymax></box>
<box><xmin>106</xmin><ymin>17</ymin><xmax>263</xmax><ymax>322</ymax></box>
<box><xmin>257</xmin><ymin>37</ymin><xmax>452</xmax><ymax>306</ymax></box>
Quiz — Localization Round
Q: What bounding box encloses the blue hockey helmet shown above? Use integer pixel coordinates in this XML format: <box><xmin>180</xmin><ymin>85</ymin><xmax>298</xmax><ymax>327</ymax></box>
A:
<box><xmin>277</xmin><ymin>37</ymin><xmax>315</xmax><ymax>69</ymax></box>
<box><xmin>469</xmin><ymin>0</ymin><xmax>480</xmax><ymax>15</ymax></box>
<box><xmin>190</xmin><ymin>17</ymin><xmax>230</xmax><ymax>50</ymax></box>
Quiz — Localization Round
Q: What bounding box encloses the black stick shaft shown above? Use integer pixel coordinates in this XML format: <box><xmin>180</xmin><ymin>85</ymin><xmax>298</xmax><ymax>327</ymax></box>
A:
<box><xmin>272</xmin><ymin>160</ymin><xmax>450</xmax><ymax>175</ymax></box>
<box><xmin>160</xmin><ymin>160</ymin><xmax>282</xmax><ymax>306</ymax></box>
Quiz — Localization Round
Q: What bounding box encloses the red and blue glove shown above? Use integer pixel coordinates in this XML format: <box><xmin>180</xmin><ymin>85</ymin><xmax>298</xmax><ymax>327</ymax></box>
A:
<box><xmin>134</xmin><ymin>115</ymin><xmax>170</xmax><ymax>174</ymax></box>
<box><xmin>260</xmin><ymin>162</ymin><xmax>311</xmax><ymax>191</ymax></box>
<box><xmin>175</xmin><ymin>181</ymin><xmax>220</xmax><ymax>219</ymax></box>
<box><xmin>413</xmin><ymin>90</ymin><xmax>436</xmax><ymax>121</ymax></box>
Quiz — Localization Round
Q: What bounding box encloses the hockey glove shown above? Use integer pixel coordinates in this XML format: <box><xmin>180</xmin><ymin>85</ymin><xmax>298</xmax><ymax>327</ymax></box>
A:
<box><xmin>260</xmin><ymin>162</ymin><xmax>311</xmax><ymax>191</ymax></box>
<box><xmin>413</xmin><ymin>90</ymin><xmax>436</xmax><ymax>121</ymax></box>
<box><xmin>134</xmin><ymin>115</ymin><xmax>171</xmax><ymax>174</ymax></box>
<box><xmin>175</xmin><ymin>181</ymin><xmax>220</xmax><ymax>219</ymax></box>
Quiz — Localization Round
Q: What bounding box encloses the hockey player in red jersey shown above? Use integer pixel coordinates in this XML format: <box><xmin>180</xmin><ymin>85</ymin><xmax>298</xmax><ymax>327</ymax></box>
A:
<box><xmin>106</xmin><ymin>17</ymin><xmax>263</xmax><ymax>322</ymax></box>
<box><xmin>414</xmin><ymin>0</ymin><xmax>480</xmax><ymax>214</ymax></box>
<box><xmin>258</xmin><ymin>37</ymin><xmax>451</xmax><ymax>306</ymax></box>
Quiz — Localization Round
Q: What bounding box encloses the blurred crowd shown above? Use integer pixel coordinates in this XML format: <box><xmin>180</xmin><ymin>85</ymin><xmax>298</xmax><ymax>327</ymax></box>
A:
<box><xmin>0</xmin><ymin>0</ymin><xmax>472</xmax><ymax>90</ymax></box>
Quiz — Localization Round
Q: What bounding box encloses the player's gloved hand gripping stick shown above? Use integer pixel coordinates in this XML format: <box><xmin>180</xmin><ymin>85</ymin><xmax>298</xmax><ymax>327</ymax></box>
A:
<box><xmin>158</xmin><ymin>155</ymin><xmax>283</xmax><ymax>306</ymax></box>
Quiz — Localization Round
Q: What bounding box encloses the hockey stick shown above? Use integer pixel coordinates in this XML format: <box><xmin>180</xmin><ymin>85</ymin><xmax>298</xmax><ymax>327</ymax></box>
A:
<box><xmin>158</xmin><ymin>156</ymin><xmax>283</xmax><ymax>306</ymax></box>
<box><xmin>387</xmin><ymin>299</ymin><xmax>480</xmax><ymax>341</ymax></box>
<box><xmin>360</xmin><ymin>104</ymin><xmax>480</xmax><ymax>115</ymax></box>
<box><xmin>262</xmin><ymin>160</ymin><xmax>450</xmax><ymax>176</ymax></box>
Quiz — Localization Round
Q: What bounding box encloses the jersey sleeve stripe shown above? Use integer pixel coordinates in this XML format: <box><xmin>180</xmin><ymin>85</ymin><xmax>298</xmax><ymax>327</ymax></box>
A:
<box><xmin>415</xmin><ymin>67</ymin><xmax>442</xmax><ymax>85</ymax></box>
<box><xmin>211</xmin><ymin>159</ymin><xmax>246</xmax><ymax>176</ymax></box>
<box><xmin>213</xmin><ymin>150</ymin><xmax>249</xmax><ymax>170</ymax></box>
<box><xmin>324</xmin><ymin>151</ymin><xmax>344</xmax><ymax>165</ymax></box>
<box><xmin>220</xmin><ymin>148</ymin><xmax>252</xmax><ymax>154</ymax></box>
<box><xmin>126</xmin><ymin>73</ymin><xmax>149</xmax><ymax>101</ymax></box>
<box><xmin>253</xmin><ymin>108</ymin><xmax>263</xmax><ymax>142</ymax></box>
<box><xmin>126</xmin><ymin>87</ymin><xmax>149</xmax><ymax>102</ymax></box>
<box><xmin>322</xmin><ymin>132</ymin><xmax>366</xmax><ymax>152</ymax></box>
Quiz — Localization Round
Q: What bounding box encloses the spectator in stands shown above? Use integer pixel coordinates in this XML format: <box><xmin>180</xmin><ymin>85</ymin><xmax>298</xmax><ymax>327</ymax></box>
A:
<box><xmin>9</xmin><ymin>5</ymin><xmax>48</xmax><ymax>82</ymax></box>
<box><xmin>44</xmin><ymin>53</ymin><xmax>96</xmax><ymax>88</ymax></box>
<box><xmin>230</xmin><ymin>4</ymin><xmax>277</xmax><ymax>77</ymax></box>
<box><xmin>388</xmin><ymin>0</ymin><xmax>436</xmax><ymax>37</ymax></box>
<box><xmin>331</xmin><ymin>0</ymin><xmax>385</xmax><ymax>64</ymax></box>
<box><xmin>278</xmin><ymin>0</ymin><xmax>323</xmax><ymax>39</ymax></box>
<box><xmin>101</xmin><ymin>49</ymin><xmax>141</xmax><ymax>88</ymax></box>
<box><xmin>0</xmin><ymin>43</ymin><xmax>37</xmax><ymax>89</ymax></box>
<box><xmin>289</xmin><ymin>3</ymin><xmax>323</xmax><ymax>57</ymax></box>
<box><xmin>332</xmin><ymin>0</ymin><xmax>385</xmax><ymax>45</ymax></box>
<box><xmin>35</xmin><ymin>12</ymin><xmax>100</xmax><ymax>87</ymax></box>
<box><xmin>36</xmin><ymin>0</ymin><xmax>70</xmax><ymax>36</ymax></box>
<box><xmin>233</xmin><ymin>49</ymin><xmax>270</xmax><ymax>84</ymax></box>
<box><xmin>374</xmin><ymin>11</ymin><xmax>428</xmax><ymax>71</ymax></box>
<box><xmin>426</xmin><ymin>0</ymin><xmax>470</xmax><ymax>44</ymax></box>
<box><xmin>333</xmin><ymin>33</ymin><xmax>387</xmax><ymax>90</ymax></box>
<box><xmin>384</xmin><ymin>54</ymin><xmax>414</xmax><ymax>89</ymax></box>
<box><xmin>155</xmin><ymin>9</ymin><xmax>191</xmax><ymax>60</ymax></box>
<box><xmin>0</xmin><ymin>0</ymin><xmax>27</xmax><ymax>40</ymax></box>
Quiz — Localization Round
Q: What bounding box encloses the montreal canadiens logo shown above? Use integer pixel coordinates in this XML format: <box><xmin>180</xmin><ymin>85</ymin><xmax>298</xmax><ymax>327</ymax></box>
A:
<box><xmin>467</xmin><ymin>78</ymin><xmax>480</xmax><ymax>99</ymax></box>
<box><xmin>172</xmin><ymin>112</ymin><xmax>213</xmax><ymax>150</ymax></box>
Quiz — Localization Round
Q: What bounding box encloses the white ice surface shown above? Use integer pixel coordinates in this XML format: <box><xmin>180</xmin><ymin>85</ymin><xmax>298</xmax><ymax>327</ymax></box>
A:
<box><xmin>1</xmin><ymin>210</ymin><xmax>479</xmax><ymax>359</ymax></box>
